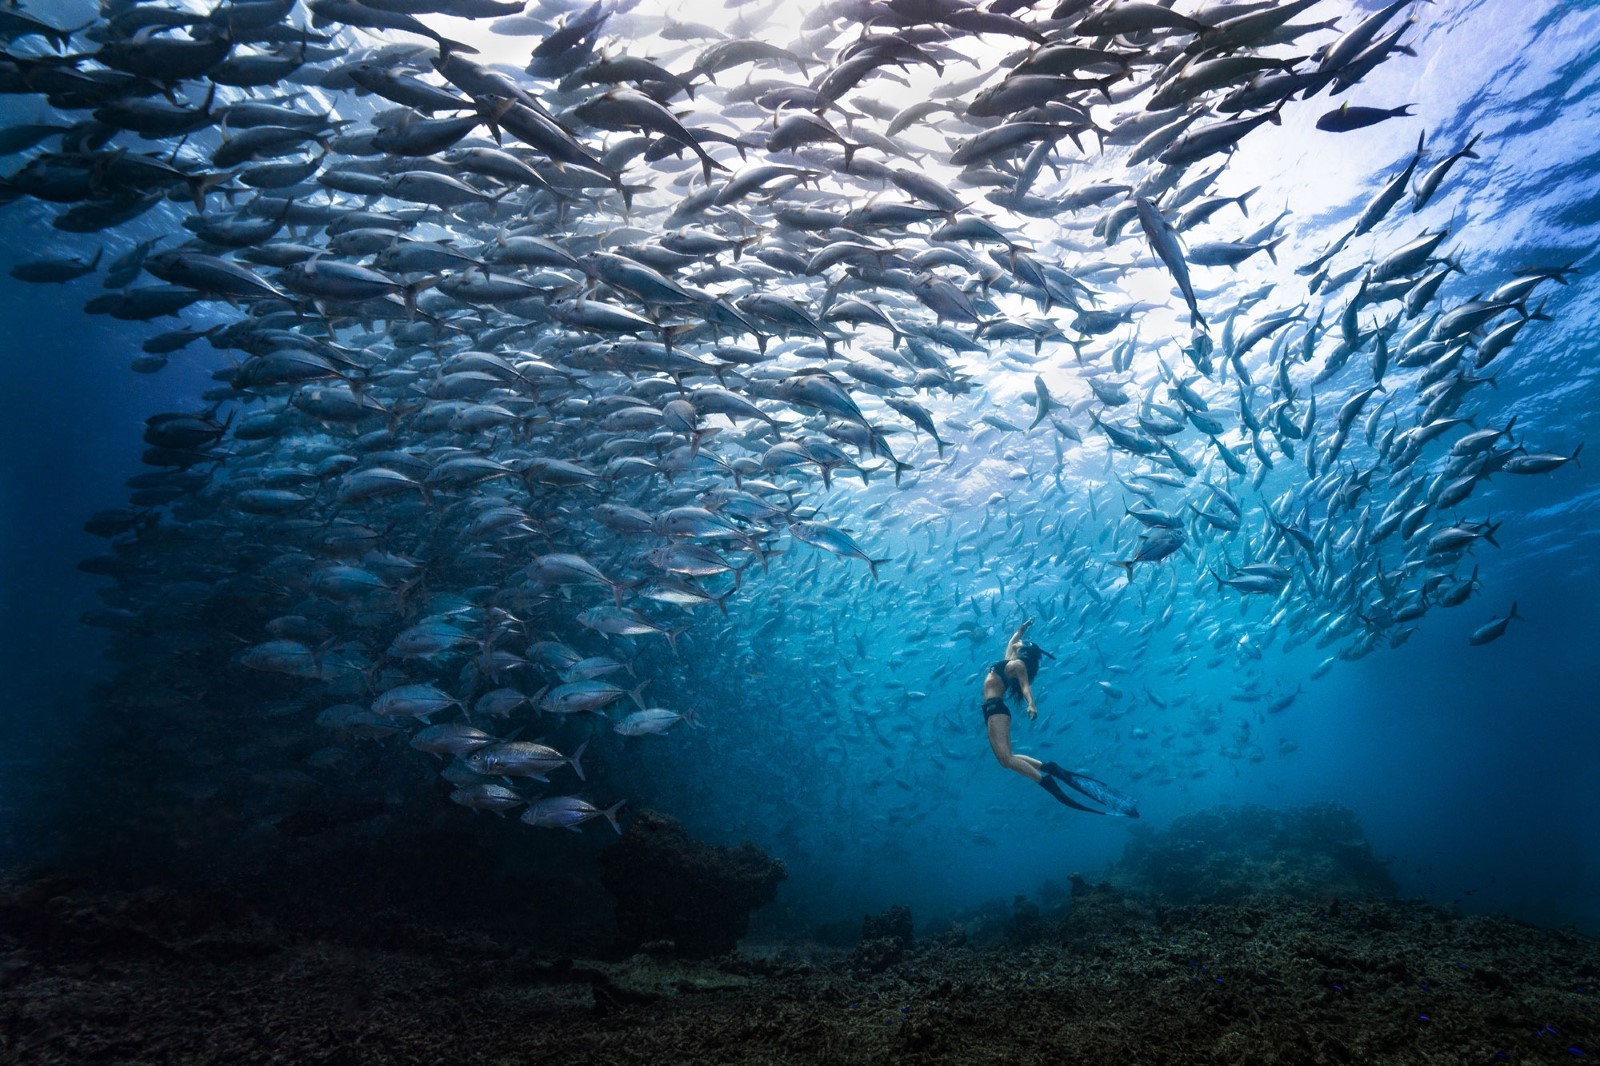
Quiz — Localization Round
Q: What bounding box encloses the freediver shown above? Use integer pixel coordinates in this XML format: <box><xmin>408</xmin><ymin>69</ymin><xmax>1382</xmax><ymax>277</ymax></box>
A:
<box><xmin>982</xmin><ymin>618</ymin><xmax>1141</xmax><ymax>817</ymax></box>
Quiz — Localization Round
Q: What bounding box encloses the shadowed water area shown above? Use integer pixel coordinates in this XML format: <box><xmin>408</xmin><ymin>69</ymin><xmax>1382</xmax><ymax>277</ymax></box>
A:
<box><xmin>1</xmin><ymin>0</ymin><xmax>1598</xmax><ymax>1061</ymax></box>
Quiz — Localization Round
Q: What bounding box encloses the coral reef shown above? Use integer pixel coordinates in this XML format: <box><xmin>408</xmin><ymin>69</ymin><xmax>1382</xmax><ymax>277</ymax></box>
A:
<box><xmin>1</xmin><ymin>871</ymin><xmax>1594</xmax><ymax>1065</ymax></box>
<box><xmin>1115</xmin><ymin>802</ymin><xmax>1399</xmax><ymax>905</ymax></box>
<box><xmin>2</xmin><ymin>803</ymin><xmax>1587</xmax><ymax>1062</ymax></box>
<box><xmin>598</xmin><ymin>809</ymin><xmax>786</xmax><ymax>959</ymax></box>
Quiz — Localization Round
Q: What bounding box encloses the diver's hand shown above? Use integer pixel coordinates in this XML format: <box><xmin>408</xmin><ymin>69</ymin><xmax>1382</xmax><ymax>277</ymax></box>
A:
<box><xmin>1027</xmin><ymin>703</ymin><xmax>1037</xmax><ymax>720</ymax></box>
<box><xmin>1020</xmin><ymin>618</ymin><xmax>1033</xmax><ymax>631</ymax></box>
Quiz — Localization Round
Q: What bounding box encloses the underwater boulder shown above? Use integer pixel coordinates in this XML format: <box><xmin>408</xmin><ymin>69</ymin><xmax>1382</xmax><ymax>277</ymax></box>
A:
<box><xmin>850</xmin><ymin>903</ymin><xmax>915</xmax><ymax>972</ymax></box>
<box><xmin>1005</xmin><ymin>894</ymin><xmax>1045</xmax><ymax>945</ymax></box>
<box><xmin>599</xmin><ymin>809</ymin><xmax>785</xmax><ymax>959</ymax></box>
<box><xmin>1059</xmin><ymin>875</ymin><xmax>1153</xmax><ymax>945</ymax></box>
<box><xmin>860</xmin><ymin>903</ymin><xmax>914</xmax><ymax>948</ymax></box>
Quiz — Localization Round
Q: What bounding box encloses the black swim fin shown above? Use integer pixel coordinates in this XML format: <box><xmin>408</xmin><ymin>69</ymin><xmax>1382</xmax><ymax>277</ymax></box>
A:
<box><xmin>1040</xmin><ymin>775</ymin><xmax>1104</xmax><ymax>814</ymax></box>
<box><xmin>1041</xmin><ymin>762</ymin><xmax>1141</xmax><ymax>818</ymax></box>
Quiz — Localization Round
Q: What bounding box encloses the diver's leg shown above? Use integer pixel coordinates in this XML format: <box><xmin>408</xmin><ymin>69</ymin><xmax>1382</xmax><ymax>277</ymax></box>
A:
<box><xmin>990</xmin><ymin>719</ymin><xmax>1099</xmax><ymax>811</ymax></box>
<box><xmin>986</xmin><ymin>714</ymin><xmax>1042</xmax><ymax>782</ymax></box>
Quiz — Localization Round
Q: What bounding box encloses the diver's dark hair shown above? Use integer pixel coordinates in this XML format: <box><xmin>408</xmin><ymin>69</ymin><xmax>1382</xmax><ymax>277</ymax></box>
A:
<box><xmin>1002</xmin><ymin>642</ymin><xmax>1051</xmax><ymax>702</ymax></box>
<box><xmin>1017</xmin><ymin>642</ymin><xmax>1044</xmax><ymax>680</ymax></box>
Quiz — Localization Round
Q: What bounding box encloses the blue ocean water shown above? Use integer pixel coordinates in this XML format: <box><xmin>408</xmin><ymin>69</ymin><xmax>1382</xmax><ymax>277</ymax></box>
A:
<box><xmin>0</xmin><ymin>0</ymin><xmax>1597</xmax><ymax>943</ymax></box>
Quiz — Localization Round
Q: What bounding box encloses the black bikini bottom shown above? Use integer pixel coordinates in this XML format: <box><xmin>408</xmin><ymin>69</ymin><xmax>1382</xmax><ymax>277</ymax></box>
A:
<box><xmin>982</xmin><ymin>697</ymin><xmax>1010</xmax><ymax>721</ymax></box>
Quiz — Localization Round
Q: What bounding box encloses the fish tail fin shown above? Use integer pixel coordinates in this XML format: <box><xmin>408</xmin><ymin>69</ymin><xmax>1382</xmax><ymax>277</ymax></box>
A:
<box><xmin>1508</xmin><ymin>601</ymin><xmax>1521</xmax><ymax>622</ymax></box>
<box><xmin>570</xmin><ymin>740</ymin><xmax>588</xmax><ymax>782</ymax></box>
<box><xmin>1236</xmin><ymin>186</ymin><xmax>1260</xmax><ymax>217</ymax></box>
<box><xmin>1264</xmin><ymin>235</ymin><xmax>1286</xmax><ymax>265</ymax></box>
<box><xmin>665</xmin><ymin>625</ymin><xmax>689</xmax><ymax>655</ymax></box>
<box><xmin>628</xmin><ymin>680</ymin><xmax>650</xmax><ymax>710</ymax></box>
<box><xmin>751</xmin><ymin>536</ymin><xmax>778</xmax><ymax>572</ymax></box>
<box><xmin>404</xmin><ymin>275</ymin><xmax>441</xmax><ymax>319</ymax></box>
<box><xmin>603</xmin><ymin>800</ymin><xmax>626</xmax><ymax>834</ymax></box>
<box><xmin>186</xmin><ymin>171</ymin><xmax>233</xmax><ymax>213</ymax></box>
<box><xmin>868</xmin><ymin>557</ymin><xmax>890</xmax><ymax>583</ymax></box>
<box><xmin>1570</xmin><ymin>442</ymin><xmax>1584</xmax><ymax>465</ymax></box>
<box><xmin>1461</xmin><ymin>131</ymin><xmax>1482</xmax><ymax>159</ymax></box>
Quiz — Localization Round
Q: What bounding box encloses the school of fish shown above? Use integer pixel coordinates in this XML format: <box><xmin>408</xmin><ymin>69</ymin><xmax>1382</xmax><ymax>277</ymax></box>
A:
<box><xmin>4</xmin><ymin>0</ymin><xmax>1584</xmax><ymax>852</ymax></box>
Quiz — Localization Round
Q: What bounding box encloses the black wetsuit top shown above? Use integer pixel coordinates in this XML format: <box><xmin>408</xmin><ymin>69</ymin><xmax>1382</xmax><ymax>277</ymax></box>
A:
<box><xmin>984</xmin><ymin>651</ymin><xmax>1043</xmax><ymax>720</ymax></box>
<box><xmin>983</xmin><ymin>660</ymin><xmax>1016</xmax><ymax>719</ymax></box>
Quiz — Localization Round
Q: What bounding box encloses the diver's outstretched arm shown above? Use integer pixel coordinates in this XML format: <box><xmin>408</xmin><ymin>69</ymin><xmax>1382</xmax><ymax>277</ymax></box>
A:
<box><xmin>1004</xmin><ymin>617</ymin><xmax>1032</xmax><ymax>659</ymax></box>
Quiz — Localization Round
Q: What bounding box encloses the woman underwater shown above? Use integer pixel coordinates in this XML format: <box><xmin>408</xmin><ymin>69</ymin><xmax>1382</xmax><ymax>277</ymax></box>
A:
<box><xmin>982</xmin><ymin>619</ymin><xmax>1140</xmax><ymax>817</ymax></box>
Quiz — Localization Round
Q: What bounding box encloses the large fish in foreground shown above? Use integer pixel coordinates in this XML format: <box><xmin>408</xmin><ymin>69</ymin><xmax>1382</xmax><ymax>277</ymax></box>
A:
<box><xmin>1136</xmin><ymin>197</ymin><xmax>1207</xmax><ymax>327</ymax></box>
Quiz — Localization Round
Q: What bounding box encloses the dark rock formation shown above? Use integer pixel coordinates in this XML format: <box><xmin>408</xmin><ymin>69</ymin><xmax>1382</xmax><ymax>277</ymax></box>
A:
<box><xmin>1060</xmin><ymin>875</ymin><xmax>1152</xmax><ymax>945</ymax></box>
<box><xmin>849</xmin><ymin>936</ymin><xmax>904</xmax><ymax>973</ymax></box>
<box><xmin>850</xmin><ymin>903</ymin><xmax>915</xmax><ymax>972</ymax></box>
<box><xmin>1005</xmin><ymin>894</ymin><xmax>1045</xmax><ymax>944</ymax></box>
<box><xmin>860</xmin><ymin>903</ymin><xmax>913</xmax><ymax>948</ymax></box>
<box><xmin>599</xmin><ymin>809</ymin><xmax>785</xmax><ymax>959</ymax></box>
